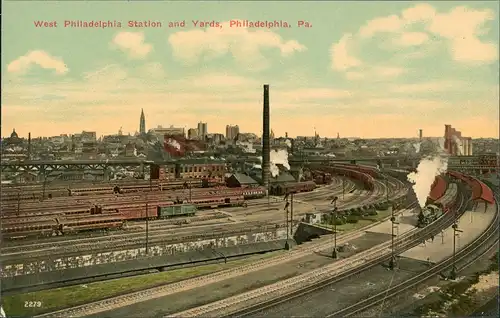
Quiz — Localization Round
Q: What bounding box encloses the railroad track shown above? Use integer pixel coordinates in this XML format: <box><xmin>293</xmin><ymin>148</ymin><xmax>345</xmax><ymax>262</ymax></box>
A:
<box><xmin>170</xmin><ymin>192</ymin><xmax>467</xmax><ymax>317</ymax></box>
<box><xmin>4</xmin><ymin>179</ymin><xmax>398</xmax><ymax>256</ymax></box>
<box><xmin>1</xmin><ymin>222</ymin><xmax>282</xmax><ymax>260</ymax></box>
<box><xmin>35</xmin><ymin>196</ymin><xmax>414</xmax><ymax>318</ymax></box>
<box><xmin>328</xmin><ymin>195</ymin><xmax>499</xmax><ymax>317</ymax></box>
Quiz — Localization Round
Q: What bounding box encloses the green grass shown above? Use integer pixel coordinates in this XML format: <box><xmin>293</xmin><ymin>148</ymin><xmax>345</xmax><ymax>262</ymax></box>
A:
<box><xmin>318</xmin><ymin>208</ymin><xmax>394</xmax><ymax>232</ymax></box>
<box><xmin>3</xmin><ymin>250</ymin><xmax>284</xmax><ymax>317</ymax></box>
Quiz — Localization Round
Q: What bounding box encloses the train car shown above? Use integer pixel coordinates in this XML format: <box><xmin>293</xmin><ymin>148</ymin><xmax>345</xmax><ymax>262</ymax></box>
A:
<box><xmin>271</xmin><ymin>181</ymin><xmax>316</xmax><ymax>196</ymax></box>
<box><xmin>58</xmin><ymin>214</ymin><xmax>124</xmax><ymax>234</ymax></box>
<box><xmin>309</xmin><ymin>165</ymin><xmax>375</xmax><ymax>191</ymax></box>
<box><xmin>1</xmin><ymin>218</ymin><xmax>59</xmax><ymax>240</ymax></box>
<box><xmin>157</xmin><ymin>204</ymin><xmax>197</xmax><ymax>219</ymax></box>
<box><xmin>417</xmin><ymin>204</ymin><xmax>443</xmax><ymax>228</ymax></box>
<box><xmin>189</xmin><ymin>195</ymin><xmax>246</xmax><ymax>208</ymax></box>
<box><xmin>311</xmin><ymin>171</ymin><xmax>332</xmax><ymax>185</ymax></box>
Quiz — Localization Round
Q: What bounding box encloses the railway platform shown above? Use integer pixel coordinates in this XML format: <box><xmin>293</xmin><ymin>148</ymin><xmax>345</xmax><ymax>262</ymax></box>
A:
<box><xmin>365</xmin><ymin>208</ymin><xmax>418</xmax><ymax>236</ymax></box>
<box><xmin>399</xmin><ymin>203</ymin><xmax>497</xmax><ymax>264</ymax></box>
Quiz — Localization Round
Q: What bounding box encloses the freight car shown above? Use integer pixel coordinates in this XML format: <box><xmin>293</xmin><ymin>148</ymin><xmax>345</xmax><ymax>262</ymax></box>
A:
<box><xmin>311</xmin><ymin>171</ymin><xmax>332</xmax><ymax>185</ymax></box>
<box><xmin>315</xmin><ymin>166</ymin><xmax>374</xmax><ymax>191</ymax></box>
<box><xmin>1</xmin><ymin>218</ymin><xmax>59</xmax><ymax>240</ymax></box>
<box><xmin>157</xmin><ymin>204</ymin><xmax>197</xmax><ymax>218</ymax></box>
<box><xmin>334</xmin><ymin>163</ymin><xmax>382</xmax><ymax>179</ymax></box>
<box><xmin>1</xmin><ymin>213</ymin><xmax>125</xmax><ymax>240</ymax></box>
<box><xmin>270</xmin><ymin>181</ymin><xmax>316</xmax><ymax>196</ymax></box>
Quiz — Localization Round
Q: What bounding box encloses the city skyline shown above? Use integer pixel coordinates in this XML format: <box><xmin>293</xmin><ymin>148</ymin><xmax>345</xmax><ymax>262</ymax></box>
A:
<box><xmin>2</xmin><ymin>1</ymin><xmax>499</xmax><ymax>139</ymax></box>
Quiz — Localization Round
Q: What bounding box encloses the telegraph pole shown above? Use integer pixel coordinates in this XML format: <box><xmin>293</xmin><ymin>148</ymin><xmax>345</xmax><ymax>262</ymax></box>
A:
<box><xmin>331</xmin><ymin>196</ymin><xmax>338</xmax><ymax>259</ymax></box>
<box><xmin>284</xmin><ymin>193</ymin><xmax>290</xmax><ymax>250</ymax></box>
<box><xmin>389</xmin><ymin>208</ymin><xmax>399</xmax><ymax>270</ymax></box>
<box><xmin>145</xmin><ymin>191</ymin><xmax>149</xmax><ymax>255</ymax></box>
<box><xmin>290</xmin><ymin>192</ymin><xmax>294</xmax><ymax>235</ymax></box>
<box><xmin>17</xmin><ymin>191</ymin><xmax>21</xmax><ymax>216</ymax></box>
<box><xmin>342</xmin><ymin>178</ymin><xmax>345</xmax><ymax>200</ymax></box>
<box><xmin>189</xmin><ymin>180</ymin><xmax>192</xmax><ymax>203</ymax></box>
<box><xmin>451</xmin><ymin>223</ymin><xmax>463</xmax><ymax>279</ymax></box>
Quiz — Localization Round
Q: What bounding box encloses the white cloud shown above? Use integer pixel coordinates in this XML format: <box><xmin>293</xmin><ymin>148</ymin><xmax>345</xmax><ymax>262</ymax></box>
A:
<box><xmin>84</xmin><ymin>64</ymin><xmax>127</xmax><ymax>84</ymax></box>
<box><xmin>335</xmin><ymin>3</ymin><xmax>498</xmax><ymax>69</ymax></box>
<box><xmin>359</xmin><ymin>15</ymin><xmax>403</xmax><ymax>38</ymax></box>
<box><xmin>394</xmin><ymin>32</ymin><xmax>429</xmax><ymax>46</ymax></box>
<box><xmin>330</xmin><ymin>33</ymin><xmax>362</xmax><ymax>71</ymax></box>
<box><xmin>450</xmin><ymin>37</ymin><xmax>498</xmax><ymax>63</ymax></box>
<box><xmin>168</xmin><ymin>20</ymin><xmax>306</xmax><ymax>70</ymax></box>
<box><xmin>111</xmin><ymin>32</ymin><xmax>152</xmax><ymax>59</ymax></box>
<box><xmin>7</xmin><ymin>50</ymin><xmax>68</xmax><ymax>74</ymax></box>
<box><xmin>401</xmin><ymin>3</ymin><xmax>436</xmax><ymax>23</ymax></box>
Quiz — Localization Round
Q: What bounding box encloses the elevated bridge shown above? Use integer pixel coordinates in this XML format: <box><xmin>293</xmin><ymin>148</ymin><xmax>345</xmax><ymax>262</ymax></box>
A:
<box><xmin>0</xmin><ymin>155</ymin><xmax>495</xmax><ymax>176</ymax></box>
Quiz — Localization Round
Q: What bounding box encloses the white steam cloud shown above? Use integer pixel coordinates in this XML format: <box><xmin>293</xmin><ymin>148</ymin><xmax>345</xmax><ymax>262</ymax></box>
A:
<box><xmin>133</xmin><ymin>148</ymin><xmax>138</xmax><ymax>157</ymax></box>
<box><xmin>452</xmin><ymin>135</ymin><xmax>463</xmax><ymax>155</ymax></box>
<box><xmin>285</xmin><ymin>139</ymin><xmax>292</xmax><ymax>148</ymax></box>
<box><xmin>255</xmin><ymin>149</ymin><xmax>291</xmax><ymax>177</ymax></box>
<box><xmin>413</xmin><ymin>143</ymin><xmax>421</xmax><ymax>154</ymax></box>
<box><xmin>407</xmin><ymin>156</ymin><xmax>448</xmax><ymax>208</ymax></box>
<box><xmin>166</xmin><ymin>138</ymin><xmax>181</xmax><ymax>151</ymax></box>
<box><xmin>437</xmin><ymin>137</ymin><xmax>445</xmax><ymax>152</ymax></box>
<box><xmin>270</xmin><ymin>149</ymin><xmax>290</xmax><ymax>177</ymax></box>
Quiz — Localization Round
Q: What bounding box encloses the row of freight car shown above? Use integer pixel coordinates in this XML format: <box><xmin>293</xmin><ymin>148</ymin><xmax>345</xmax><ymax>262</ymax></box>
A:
<box><xmin>2</xmin><ymin>182</ymin><xmax>319</xmax><ymax>218</ymax></box>
<box><xmin>1</xmin><ymin>178</ymin><xmax>225</xmax><ymax>201</ymax></box>
<box><xmin>311</xmin><ymin>165</ymin><xmax>375</xmax><ymax>191</ymax></box>
<box><xmin>2</xmin><ymin>197</ymin><xmax>244</xmax><ymax>240</ymax></box>
<box><xmin>1</xmin><ymin>187</ymin><xmax>267</xmax><ymax>218</ymax></box>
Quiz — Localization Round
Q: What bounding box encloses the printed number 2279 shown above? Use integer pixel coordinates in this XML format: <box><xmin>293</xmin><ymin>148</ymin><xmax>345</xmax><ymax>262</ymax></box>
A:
<box><xmin>25</xmin><ymin>301</ymin><xmax>42</xmax><ymax>308</ymax></box>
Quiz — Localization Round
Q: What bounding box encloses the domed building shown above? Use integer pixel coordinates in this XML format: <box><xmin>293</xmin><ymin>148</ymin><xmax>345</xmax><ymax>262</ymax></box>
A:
<box><xmin>4</xmin><ymin>129</ymin><xmax>22</xmax><ymax>146</ymax></box>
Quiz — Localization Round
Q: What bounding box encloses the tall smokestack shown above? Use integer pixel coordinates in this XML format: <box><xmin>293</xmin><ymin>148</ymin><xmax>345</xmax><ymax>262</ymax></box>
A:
<box><xmin>262</xmin><ymin>84</ymin><xmax>270</xmax><ymax>190</ymax></box>
<box><xmin>28</xmin><ymin>132</ymin><xmax>31</xmax><ymax>160</ymax></box>
<box><xmin>419</xmin><ymin>129</ymin><xmax>423</xmax><ymax>141</ymax></box>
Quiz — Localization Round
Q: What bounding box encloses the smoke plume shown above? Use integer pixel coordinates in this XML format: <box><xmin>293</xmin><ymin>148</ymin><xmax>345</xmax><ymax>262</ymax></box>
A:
<box><xmin>413</xmin><ymin>143</ymin><xmax>421</xmax><ymax>154</ymax></box>
<box><xmin>285</xmin><ymin>139</ymin><xmax>292</xmax><ymax>148</ymax></box>
<box><xmin>407</xmin><ymin>156</ymin><xmax>448</xmax><ymax>208</ymax></box>
<box><xmin>452</xmin><ymin>135</ymin><xmax>463</xmax><ymax>155</ymax></box>
<box><xmin>255</xmin><ymin>150</ymin><xmax>291</xmax><ymax>177</ymax></box>
<box><xmin>166</xmin><ymin>138</ymin><xmax>181</xmax><ymax>150</ymax></box>
<box><xmin>437</xmin><ymin>137</ymin><xmax>445</xmax><ymax>152</ymax></box>
<box><xmin>270</xmin><ymin>149</ymin><xmax>290</xmax><ymax>177</ymax></box>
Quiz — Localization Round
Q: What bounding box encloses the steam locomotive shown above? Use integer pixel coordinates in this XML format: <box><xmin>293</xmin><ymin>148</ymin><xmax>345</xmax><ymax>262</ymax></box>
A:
<box><xmin>417</xmin><ymin>204</ymin><xmax>444</xmax><ymax>227</ymax></box>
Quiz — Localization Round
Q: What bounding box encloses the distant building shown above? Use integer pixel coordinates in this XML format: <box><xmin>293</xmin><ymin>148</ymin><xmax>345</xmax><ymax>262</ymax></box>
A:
<box><xmin>226</xmin><ymin>125</ymin><xmax>239</xmax><ymax>141</ymax></box>
<box><xmin>151</xmin><ymin>125</ymin><xmax>185</xmax><ymax>138</ymax></box>
<box><xmin>81</xmin><ymin>131</ymin><xmax>97</xmax><ymax>142</ymax></box>
<box><xmin>139</xmin><ymin>109</ymin><xmax>146</xmax><ymax>134</ymax></box>
<box><xmin>197</xmin><ymin>122</ymin><xmax>208</xmax><ymax>140</ymax></box>
<box><xmin>188</xmin><ymin>128</ymin><xmax>199</xmax><ymax>139</ymax></box>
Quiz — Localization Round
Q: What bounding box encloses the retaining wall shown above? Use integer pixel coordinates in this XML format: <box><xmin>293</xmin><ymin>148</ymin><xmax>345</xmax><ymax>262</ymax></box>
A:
<box><xmin>2</xmin><ymin>239</ymin><xmax>296</xmax><ymax>293</ymax></box>
<box><xmin>1</xmin><ymin>226</ymin><xmax>299</xmax><ymax>278</ymax></box>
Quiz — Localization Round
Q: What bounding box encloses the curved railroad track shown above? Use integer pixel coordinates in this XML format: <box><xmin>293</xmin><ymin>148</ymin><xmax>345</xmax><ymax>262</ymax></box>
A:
<box><xmin>168</xmin><ymin>190</ymin><xmax>467</xmax><ymax>317</ymax></box>
<box><xmin>35</xmin><ymin>187</ymin><xmax>409</xmax><ymax>318</ymax></box>
<box><xmin>327</xmin><ymin>193</ymin><xmax>499</xmax><ymax>317</ymax></box>
<box><xmin>3</xmin><ymin>177</ymin><xmax>399</xmax><ymax>259</ymax></box>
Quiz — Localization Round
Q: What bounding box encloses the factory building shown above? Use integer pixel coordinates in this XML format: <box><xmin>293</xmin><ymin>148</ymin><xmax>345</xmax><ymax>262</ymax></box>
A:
<box><xmin>444</xmin><ymin>124</ymin><xmax>473</xmax><ymax>156</ymax></box>
<box><xmin>226</xmin><ymin>125</ymin><xmax>240</xmax><ymax>141</ymax></box>
<box><xmin>197</xmin><ymin>122</ymin><xmax>208</xmax><ymax>140</ymax></box>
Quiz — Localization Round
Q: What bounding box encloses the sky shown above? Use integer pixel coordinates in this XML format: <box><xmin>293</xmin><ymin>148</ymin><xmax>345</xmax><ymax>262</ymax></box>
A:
<box><xmin>2</xmin><ymin>0</ymin><xmax>499</xmax><ymax>139</ymax></box>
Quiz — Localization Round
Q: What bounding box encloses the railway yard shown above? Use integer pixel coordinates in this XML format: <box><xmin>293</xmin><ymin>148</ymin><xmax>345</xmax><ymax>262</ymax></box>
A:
<box><xmin>1</xmin><ymin>163</ymin><xmax>498</xmax><ymax>318</ymax></box>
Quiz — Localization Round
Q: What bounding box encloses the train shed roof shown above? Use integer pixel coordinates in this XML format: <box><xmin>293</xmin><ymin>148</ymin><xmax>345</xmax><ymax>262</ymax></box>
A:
<box><xmin>477</xmin><ymin>179</ymin><xmax>494</xmax><ymax>204</ymax></box>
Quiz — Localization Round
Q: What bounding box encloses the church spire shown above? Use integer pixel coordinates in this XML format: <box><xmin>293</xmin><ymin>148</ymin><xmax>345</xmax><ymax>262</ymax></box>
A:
<box><xmin>139</xmin><ymin>109</ymin><xmax>146</xmax><ymax>134</ymax></box>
